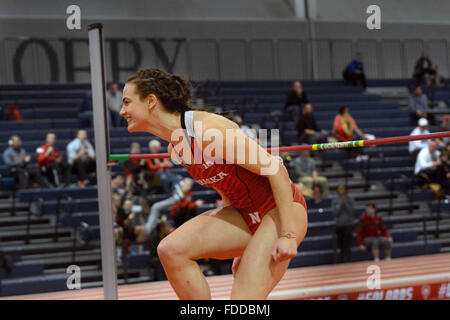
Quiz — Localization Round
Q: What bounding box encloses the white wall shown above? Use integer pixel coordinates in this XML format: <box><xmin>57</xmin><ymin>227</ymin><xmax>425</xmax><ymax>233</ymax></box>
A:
<box><xmin>0</xmin><ymin>0</ymin><xmax>295</xmax><ymax>20</ymax></box>
<box><xmin>314</xmin><ymin>0</ymin><xmax>450</xmax><ymax>24</ymax></box>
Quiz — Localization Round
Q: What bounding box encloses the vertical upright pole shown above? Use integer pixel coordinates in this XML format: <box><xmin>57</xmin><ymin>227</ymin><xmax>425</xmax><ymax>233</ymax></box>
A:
<box><xmin>88</xmin><ymin>23</ymin><xmax>118</xmax><ymax>300</ymax></box>
<box><xmin>305</xmin><ymin>0</ymin><xmax>318</xmax><ymax>80</ymax></box>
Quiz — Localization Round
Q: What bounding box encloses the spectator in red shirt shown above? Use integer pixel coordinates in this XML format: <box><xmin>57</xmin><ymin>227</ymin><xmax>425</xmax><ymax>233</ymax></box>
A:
<box><xmin>357</xmin><ymin>204</ymin><xmax>393</xmax><ymax>262</ymax></box>
<box><xmin>146</xmin><ymin>139</ymin><xmax>182</xmax><ymax>194</ymax></box>
<box><xmin>36</xmin><ymin>133</ymin><xmax>71</xmax><ymax>187</ymax></box>
<box><xmin>332</xmin><ymin>106</ymin><xmax>367</xmax><ymax>142</ymax></box>
<box><xmin>170</xmin><ymin>189</ymin><xmax>204</xmax><ymax>228</ymax></box>
<box><xmin>124</xmin><ymin>142</ymin><xmax>151</xmax><ymax>192</ymax></box>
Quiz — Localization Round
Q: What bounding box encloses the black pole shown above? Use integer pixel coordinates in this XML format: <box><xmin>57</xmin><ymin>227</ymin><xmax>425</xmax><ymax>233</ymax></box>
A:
<box><xmin>364</xmin><ymin>155</ymin><xmax>371</xmax><ymax>192</ymax></box>
<box><xmin>72</xmin><ymin>224</ymin><xmax>78</xmax><ymax>264</ymax></box>
<box><xmin>122</xmin><ymin>241</ymin><xmax>129</xmax><ymax>284</ymax></box>
<box><xmin>344</xmin><ymin>150</ymin><xmax>350</xmax><ymax>189</ymax></box>
<box><xmin>332</xmin><ymin>225</ymin><xmax>337</xmax><ymax>264</ymax></box>
<box><xmin>423</xmin><ymin>215</ymin><xmax>428</xmax><ymax>254</ymax></box>
<box><xmin>55</xmin><ymin>195</ymin><xmax>63</xmax><ymax>242</ymax></box>
<box><xmin>25</xmin><ymin>199</ymin><xmax>32</xmax><ymax>244</ymax></box>
<box><xmin>11</xmin><ymin>188</ymin><xmax>16</xmax><ymax>217</ymax></box>
<box><xmin>435</xmin><ymin>197</ymin><xmax>441</xmax><ymax>239</ymax></box>
<box><xmin>409</xmin><ymin>175</ymin><xmax>414</xmax><ymax>214</ymax></box>
<box><xmin>389</xmin><ymin>175</ymin><xmax>395</xmax><ymax>216</ymax></box>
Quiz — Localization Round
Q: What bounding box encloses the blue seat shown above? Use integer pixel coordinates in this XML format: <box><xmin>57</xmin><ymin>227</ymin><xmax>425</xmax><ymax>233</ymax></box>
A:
<box><xmin>1</xmin><ymin>274</ymin><xmax>68</xmax><ymax>296</ymax></box>
<box><xmin>0</xmin><ymin>260</ymin><xmax>43</xmax><ymax>279</ymax></box>
<box><xmin>243</xmin><ymin>113</ymin><xmax>266</xmax><ymax>126</ymax></box>
<box><xmin>282</xmin><ymin>130</ymin><xmax>299</xmax><ymax>145</ymax></box>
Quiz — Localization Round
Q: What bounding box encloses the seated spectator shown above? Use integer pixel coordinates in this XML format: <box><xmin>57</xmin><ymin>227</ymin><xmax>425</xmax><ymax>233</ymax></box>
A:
<box><xmin>408</xmin><ymin>85</ymin><xmax>434</xmax><ymax>125</ymax></box>
<box><xmin>111</xmin><ymin>173</ymin><xmax>126</xmax><ymax>195</ymax></box>
<box><xmin>297</xmin><ymin>103</ymin><xmax>329</xmax><ymax>144</ymax></box>
<box><xmin>413</xmin><ymin>52</ymin><xmax>442</xmax><ymax>87</ymax></box>
<box><xmin>146</xmin><ymin>139</ymin><xmax>181</xmax><ymax>194</ymax></box>
<box><xmin>115</xmin><ymin>194</ymin><xmax>146</xmax><ymax>244</ymax></box>
<box><xmin>3</xmin><ymin>136</ymin><xmax>50</xmax><ymax>189</ymax></box>
<box><xmin>332</xmin><ymin>185</ymin><xmax>355</xmax><ymax>263</ymax></box>
<box><xmin>343</xmin><ymin>53</ymin><xmax>367</xmax><ymax>91</ymax></box>
<box><xmin>435</xmin><ymin>151</ymin><xmax>450</xmax><ymax>196</ymax></box>
<box><xmin>170</xmin><ymin>181</ymin><xmax>204</xmax><ymax>228</ymax></box>
<box><xmin>408</xmin><ymin>118</ymin><xmax>431</xmax><ymax>158</ymax></box>
<box><xmin>415</xmin><ymin>141</ymin><xmax>441</xmax><ymax>187</ymax></box>
<box><xmin>106</xmin><ymin>82</ymin><xmax>123</xmax><ymax>127</ymax></box>
<box><xmin>332</xmin><ymin>106</ymin><xmax>367</xmax><ymax>142</ymax></box>
<box><xmin>441</xmin><ymin>115</ymin><xmax>450</xmax><ymax>131</ymax></box>
<box><xmin>233</xmin><ymin>115</ymin><xmax>258</xmax><ymax>141</ymax></box>
<box><xmin>124</xmin><ymin>142</ymin><xmax>156</xmax><ymax>192</ymax></box>
<box><xmin>36</xmin><ymin>133</ymin><xmax>71</xmax><ymax>188</ymax></box>
<box><xmin>291</xmin><ymin>150</ymin><xmax>329</xmax><ymax>204</ymax></box>
<box><xmin>357</xmin><ymin>204</ymin><xmax>393</xmax><ymax>262</ymax></box>
<box><xmin>78</xmin><ymin>91</ymin><xmax>93</xmax><ymax>128</ymax></box>
<box><xmin>284</xmin><ymin>81</ymin><xmax>309</xmax><ymax>122</ymax></box>
<box><xmin>66</xmin><ymin>129</ymin><xmax>96</xmax><ymax>187</ymax></box>
<box><xmin>144</xmin><ymin>178</ymin><xmax>191</xmax><ymax>237</ymax></box>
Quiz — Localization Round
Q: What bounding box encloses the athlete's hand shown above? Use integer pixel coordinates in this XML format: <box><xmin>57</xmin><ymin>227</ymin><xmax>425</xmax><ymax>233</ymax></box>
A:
<box><xmin>272</xmin><ymin>237</ymin><xmax>297</xmax><ymax>263</ymax></box>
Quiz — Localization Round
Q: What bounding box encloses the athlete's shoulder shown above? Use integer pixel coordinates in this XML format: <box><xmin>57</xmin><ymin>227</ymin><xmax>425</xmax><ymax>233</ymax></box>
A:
<box><xmin>193</xmin><ymin>110</ymin><xmax>239</xmax><ymax>136</ymax></box>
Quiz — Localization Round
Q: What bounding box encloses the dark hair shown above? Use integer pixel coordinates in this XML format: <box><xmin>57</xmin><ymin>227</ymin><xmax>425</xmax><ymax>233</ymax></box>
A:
<box><xmin>339</xmin><ymin>105</ymin><xmax>349</xmax><ymax>115</ymax></box>
<box><xmin>127</xmin><ymin>68</ymin><xmax>192</xmax><ymax>113</ymax></box>
<box><xmin>366</xmin><ymin>203</ymin><xmax>377</xmax><ymax>210</ymax></box>
<box><xmin>126</xmin><ymin>68</ymin><xmax>235</xmax><ymax>117</ymax></box>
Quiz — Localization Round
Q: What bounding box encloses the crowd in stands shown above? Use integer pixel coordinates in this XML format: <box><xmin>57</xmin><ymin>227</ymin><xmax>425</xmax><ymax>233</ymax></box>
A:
<box><xmin>2</xmin><ymin>129</ymin><xmax>96</xmax><ymax>190</ymax></box>
<box><xmin>408</xmin><ymin>117</ymin><xmax>450</xmax><ymax>197</ymax></box>
<box><xmin>1</xmin><ymin>51</ymin><xmax>448</xmax><ymax>274</ymax></box>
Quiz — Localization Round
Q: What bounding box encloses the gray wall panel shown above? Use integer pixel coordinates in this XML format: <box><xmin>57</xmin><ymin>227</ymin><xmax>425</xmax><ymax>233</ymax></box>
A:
<box><xmin>277</xmin><ymin>40</ymin><xmax>304</xmax><ymax>80</ymax></box>
<box><xmin>249</xmin><ymin>40</ymin><xmax>275</xmax><ymax>80</ymax></box>
<box><xmin>404</xmin><ymin>40</ymin><xmax>424</xmax><ymax>78</ymax></box>
<box><xmin>426</xmin><ymin>40</ymin><xmax>449</xmax><ymax>78</ymax></box>
<box><xmin>189</xmin><ymin>40</ymin><xmax>219</xmax><ymax>81</ymax></box>
<box><xmin>219</xmin><ymin>40</ymin><xmax>247</xmax><ymax>81</ymax></box>
<box><xmin>316</xmin><ymin>40</ymin><xmax>332</xmax><ymax>80</ymax></box>
<box><xmin>331</xmin><ymin>40</ymin><xmax>352</xmax><ymax>80</ymax></box>
<box><xmin>356</xmin><ymin>40</ymin><xmax>378</xmax><ymax>79</ymax></box>
<box><xmin>380</xmin><ymin>41</ymin><xmax>403</xmax><ymax>78</ymax></box>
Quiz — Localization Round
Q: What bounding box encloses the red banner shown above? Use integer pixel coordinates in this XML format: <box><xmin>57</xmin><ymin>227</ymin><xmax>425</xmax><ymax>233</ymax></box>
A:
<box><xmin>306</xmin><ymin>282</ymin><xmax>450</xmax><ymax>300</ymax></box>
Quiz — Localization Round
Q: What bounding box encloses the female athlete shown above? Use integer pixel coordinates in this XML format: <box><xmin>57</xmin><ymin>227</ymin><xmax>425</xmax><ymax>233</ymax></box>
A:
<box><xmin>119</xmin><ymin>68</ymin><xmax>308</xmax><ymax>300</ymax></box>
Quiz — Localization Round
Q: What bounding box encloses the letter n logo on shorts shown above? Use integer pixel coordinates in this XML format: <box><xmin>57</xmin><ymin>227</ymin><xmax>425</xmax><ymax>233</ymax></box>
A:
<box><xmin>249</xmin><ymin>212</ymin><xmax>261</xmax><ymax>225</ymax></box>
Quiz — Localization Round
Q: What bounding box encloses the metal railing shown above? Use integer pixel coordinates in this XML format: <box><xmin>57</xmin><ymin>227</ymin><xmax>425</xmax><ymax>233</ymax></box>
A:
<box><xmin>25</xmin><ymin>196</ymin><xmax>45</xmax><ymax>244</ymax></box>
<box><xmin>54</xmin><ymin>194</ymin><xmax>74</xmax><ymax>242</ymax></box>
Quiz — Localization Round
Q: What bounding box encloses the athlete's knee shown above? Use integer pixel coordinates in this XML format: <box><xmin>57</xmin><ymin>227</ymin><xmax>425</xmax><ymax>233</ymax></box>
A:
<box><xmin>157</xmin><ymin>236</ymin><xmax>186</xmax><ymax>265</ymax></box>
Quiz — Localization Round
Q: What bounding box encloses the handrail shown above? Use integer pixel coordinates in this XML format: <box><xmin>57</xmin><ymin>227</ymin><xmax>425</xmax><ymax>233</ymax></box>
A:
<box><xmin>25</xmin><ymin>196</ymin><xmax>45</xmax><ymax>245</ymax></box>
<box><xmin>72</xmin><ymin>221</ymin><xmax>90</xmax><ymax>264</ymax></box>
<box><xmin>54</xmin><ymin>194</ymin><xmax>74</xmax><ymax>242</ymax></box>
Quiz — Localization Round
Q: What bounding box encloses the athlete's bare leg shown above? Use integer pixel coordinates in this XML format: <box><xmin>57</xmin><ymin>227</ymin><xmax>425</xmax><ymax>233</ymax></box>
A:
<box><xmin>230</xmin><ymin>202</ymin><xmax>308</xmax><ymax>299</ymax></box>
<box><xmin>157</xmin><ymin>206</ymin><xmax>252</xmax><ymax>299</ymax></box>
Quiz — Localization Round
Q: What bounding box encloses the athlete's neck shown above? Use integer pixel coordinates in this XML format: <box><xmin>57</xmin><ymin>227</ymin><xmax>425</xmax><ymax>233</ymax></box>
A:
<box><xmin>143</xmin><ymin>109</ymin><xmax>182</xmax><ymax>143</ymax></box>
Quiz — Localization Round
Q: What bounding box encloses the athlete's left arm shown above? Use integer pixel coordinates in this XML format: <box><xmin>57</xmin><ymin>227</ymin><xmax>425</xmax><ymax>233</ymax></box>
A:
<box><xmin>198</xmin><ymin>113</ymin><xmax>299</xmax><ymax>262</ymax></box>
